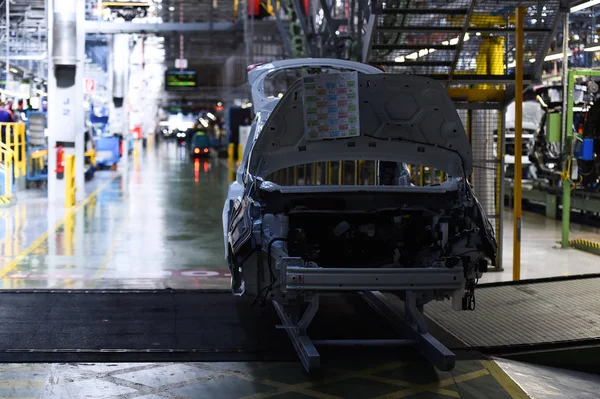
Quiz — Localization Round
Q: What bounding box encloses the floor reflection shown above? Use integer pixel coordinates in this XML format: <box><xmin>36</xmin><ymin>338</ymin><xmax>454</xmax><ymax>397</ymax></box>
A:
<box><xmin>0</xmin><ymin>144</ymin><xmax>231</xmax><ymax>289</ymax></box>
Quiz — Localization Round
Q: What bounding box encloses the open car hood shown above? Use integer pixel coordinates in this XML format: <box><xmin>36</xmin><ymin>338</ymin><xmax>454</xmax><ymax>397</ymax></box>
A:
<box><xmin>248</xmin><ymin>73</ymin><xmax>472</xmax><ymax>178</ymax></box>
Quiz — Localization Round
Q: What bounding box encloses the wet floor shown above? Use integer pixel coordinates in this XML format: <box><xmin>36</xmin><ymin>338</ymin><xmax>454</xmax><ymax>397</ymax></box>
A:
<box><xmin>0</xmin><ymin>142</ymin><xmax>231</xmax><ymax>289</ymax></box>
<box><xmin>0</xmin><ymin>141</ymin><xmax>599</xmax><ymax>289</ymax></box>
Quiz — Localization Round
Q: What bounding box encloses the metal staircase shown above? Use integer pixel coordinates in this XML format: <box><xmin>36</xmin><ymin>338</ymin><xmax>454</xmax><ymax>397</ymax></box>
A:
<box><xmin>364</xmin><ymin>0</ymin><xmax>562</xmax><ymax>86</ymax></box>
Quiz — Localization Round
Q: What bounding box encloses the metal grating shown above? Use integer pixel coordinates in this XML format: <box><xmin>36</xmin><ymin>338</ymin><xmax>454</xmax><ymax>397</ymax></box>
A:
<box><xmin>368</xmin><ymin>0</ymin><xmax>562</xmax><ymax>84</ymax></box>
<box><xmin>426</xmin><ymin>277</ymin><xmax>600</xmax><ymax>348</ymax></box>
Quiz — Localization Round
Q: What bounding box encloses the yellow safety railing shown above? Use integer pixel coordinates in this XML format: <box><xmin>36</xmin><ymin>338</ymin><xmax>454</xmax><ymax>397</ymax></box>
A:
<box><xmin>0</xmin><ymin>142</ymin><xmax>15</xmax><ymax>200</ymax></box>
<box><xmin>30</xmin><ymin>148</ymin><xmax>48</xmax><ymax>176</ymax></box>
<box><xmin>65</xmin><ymin>154</ymin><xmax>76</xmax><ymax>207</ymax></box>
<box><xmin>0</xmin><ymin>123</ymin><xmax>26</xmax><ymax>178</ymax></box>
<box><xmin>84</xmin><ymin>149</ymin><xmax>96</xmax><ymax>168</ymax></box>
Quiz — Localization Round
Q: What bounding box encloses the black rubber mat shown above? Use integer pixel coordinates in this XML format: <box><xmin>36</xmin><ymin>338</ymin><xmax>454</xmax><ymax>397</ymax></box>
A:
<box><xmin>0</xmin><ymin>290</ymin><xmax>451</xmax><ymax>362</ymax></box>
<box><xmin>426</xmin><ymin>275</ymin><xmax>600</xmax><ymax>349</ymax></box>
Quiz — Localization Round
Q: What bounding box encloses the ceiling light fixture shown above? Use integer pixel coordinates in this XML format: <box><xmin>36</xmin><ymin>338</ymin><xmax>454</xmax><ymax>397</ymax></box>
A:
<box><xmin>571</xmin><ymin>0</ymin><xmax>600</xmax><ymax>13</ymax></box>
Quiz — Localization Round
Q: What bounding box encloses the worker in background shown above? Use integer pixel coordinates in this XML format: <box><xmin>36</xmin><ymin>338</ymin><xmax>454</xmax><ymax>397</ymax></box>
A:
<box><xmin>0</xmin><ymin>101</ymin><xmax>14</xmax><ymax>144</ymax></box>
<box><xmin>0</xmin><ymin>101</ymin><xmax>14</xmax><ymax>123</ymax></box>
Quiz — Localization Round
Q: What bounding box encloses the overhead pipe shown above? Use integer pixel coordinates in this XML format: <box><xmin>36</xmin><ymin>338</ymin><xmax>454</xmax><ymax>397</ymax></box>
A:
<box><xmin>51</xmin><ymin>0</ymin><xmax>78</xmax><ymax>69</ymax></box>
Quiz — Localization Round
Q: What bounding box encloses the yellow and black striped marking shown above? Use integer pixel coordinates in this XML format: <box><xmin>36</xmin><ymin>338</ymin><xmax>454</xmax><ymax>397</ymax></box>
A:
<box><xmin>0</xmin><ymin>196</ymin><xmax>11</xmax><ymax>204</ymax></box>
<box><xmin>569</xmin><ymin>239</ymin><xmax>600</xmax><ymax>256</ymax></box>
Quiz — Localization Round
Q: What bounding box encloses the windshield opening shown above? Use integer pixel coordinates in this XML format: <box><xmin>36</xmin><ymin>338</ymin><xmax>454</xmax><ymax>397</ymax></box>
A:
<box><xmin>265</xmin><ymin>160</ymin><xmax>454</xmax><ymax>187</ymax></box>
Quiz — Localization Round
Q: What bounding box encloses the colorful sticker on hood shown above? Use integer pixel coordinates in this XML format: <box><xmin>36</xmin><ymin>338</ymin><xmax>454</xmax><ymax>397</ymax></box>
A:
<box><xmin>303</xmin><ymin>72</ymin><xmax>360</xmax><ymax>139</ymax></box>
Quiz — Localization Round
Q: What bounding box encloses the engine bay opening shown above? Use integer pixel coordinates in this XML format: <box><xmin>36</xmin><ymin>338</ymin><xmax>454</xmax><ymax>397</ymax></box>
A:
<box><xmin>287</xmin><ymin>209</ymin><xmax>477</xmax><ymax>269</ymax></box>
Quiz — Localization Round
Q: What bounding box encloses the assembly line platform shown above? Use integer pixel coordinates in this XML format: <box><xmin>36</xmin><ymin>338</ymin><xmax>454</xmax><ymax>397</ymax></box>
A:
<box><xmin>427</xmin><ymin>275</ymin><xmax>600</xmax><ymax>350</ymax></box>
<box><xmin>0</xmin><ymin>143</ymin><xmax>598</xmax><ymax>397</ymax></box>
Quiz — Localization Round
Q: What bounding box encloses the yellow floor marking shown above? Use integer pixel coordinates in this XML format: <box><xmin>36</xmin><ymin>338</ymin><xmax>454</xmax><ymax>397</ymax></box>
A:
<box><xmin>0</xmin><ymin>176</ymin><xmax>120</xmax><ymax>279</ymax></box>
<box><xmin>0</xmin><ymin>379</ymin><xmax>46</xmax><ymax>389</ymax></box>
<box><xmin>237</xmin><ymin>362</ymin><xmax>488</xmax><ymax>399</ymax></box>
<box><xmin>480</xmin><ymin>360</ymin><xmax>530</xmax><ymax>399</ymax></box>
<box><xmin>0</xmin><ymin>364</ymin><xmax>50</xmax><ymax>372</ymax></box>
<box><xmin>371</xmin><ymin>369</ymin><xmax>489</xmax><ymax>399</ymax></box>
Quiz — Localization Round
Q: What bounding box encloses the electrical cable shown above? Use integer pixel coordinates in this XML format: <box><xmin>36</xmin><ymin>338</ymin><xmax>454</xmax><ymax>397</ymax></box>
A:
<box><xmin>251</xmin><ymin>237</ymin><xmax>288</xmax><ymax>306</ymax></box>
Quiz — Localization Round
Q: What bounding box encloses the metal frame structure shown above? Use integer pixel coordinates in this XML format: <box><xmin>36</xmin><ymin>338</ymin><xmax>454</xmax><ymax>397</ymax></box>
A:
<box><xmin>561</xmin><ymin>68</ymin><xmax>600</xmax><ymax>248</ymax></box>
<box><xmin>0</xmin><ymin>0</ymin><xmax>46</xmax><ymax>87</ymax></box>
<box><xmin>271</xmin><ymin>255</ymin><xmax>464</xmax><ymax>372</ymax></box>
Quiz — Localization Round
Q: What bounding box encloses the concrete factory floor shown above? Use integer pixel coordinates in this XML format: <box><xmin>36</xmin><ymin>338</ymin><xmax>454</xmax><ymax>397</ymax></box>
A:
<box><xmin>0</xmin><ymin>142</ymin><xmax>597</xmax><ymax>289</ymax></box>
<box><xmin>0</xmin><ymin>142</ymin><xmax>597</xmax><ymax>398</ymax></box>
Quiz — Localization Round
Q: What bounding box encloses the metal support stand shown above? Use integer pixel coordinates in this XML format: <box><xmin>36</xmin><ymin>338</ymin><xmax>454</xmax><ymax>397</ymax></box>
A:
<box><xmin>273</xmin><ymin>295</ymin><xmax>320</xmax><ymax>371</ymax></box>
<box><xmin>273</xmin><ymin>291</ymin><xmax>456</xmax><ymax>372</ymax></box>
<box><xmin>360</xmin><ymin>291</ymin><xmax>455</xmax><ymax>371</ymax></box>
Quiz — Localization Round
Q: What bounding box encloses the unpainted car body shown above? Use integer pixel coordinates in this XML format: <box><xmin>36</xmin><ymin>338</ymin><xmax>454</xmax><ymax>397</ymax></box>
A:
<box><xmin>223</xmin><ymin>59</ymin><xmax>496</xmax><ymax>314</ymax></box>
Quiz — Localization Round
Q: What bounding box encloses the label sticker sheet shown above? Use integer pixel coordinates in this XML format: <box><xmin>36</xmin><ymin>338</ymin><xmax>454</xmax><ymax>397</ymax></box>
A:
<box><xmin>303</xmin><ymin>71</ymin><xmax>360</xmax><ymax>139</ymax></box>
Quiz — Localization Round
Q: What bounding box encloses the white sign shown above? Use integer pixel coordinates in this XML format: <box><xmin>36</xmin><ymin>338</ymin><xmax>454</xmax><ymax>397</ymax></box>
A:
<box><xmin>303</xmin><ymin>71</ymin><xmax>360</xmax><ymax>140</ymax></box>
<box><xmin>175</xmin><ymin>58</ymin><xmax>188</xmax><ymax>69</ymax></box>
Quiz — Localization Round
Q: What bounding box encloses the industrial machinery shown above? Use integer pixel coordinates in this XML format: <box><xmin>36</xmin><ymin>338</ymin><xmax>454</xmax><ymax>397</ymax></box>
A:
<box><xmin>222</xmin><ymin>59</ymin><xmax>497</xmax><ymax>371</ymax></box>
<box><xmin>500</xmin><ymin>83</ymin><xmax>600</xmax><ymax>192</ymax></box>
<box><xmin>100</xmin><ymin>1</ymin><xmax>151</xmax><ymax>21</ymax></box>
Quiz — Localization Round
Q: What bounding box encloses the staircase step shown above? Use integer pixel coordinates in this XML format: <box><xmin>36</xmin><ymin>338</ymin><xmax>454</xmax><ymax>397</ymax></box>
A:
<box><xmin>373</xmin><ymin>60</ymin><xmax>452</xmax><ymax>67</ymax></box>
<box><xmin>371</xmin><ymin>44</ymin><xmax>457</xmax><ymax>50</ymax></box>
<box><xmin>375</xmin><ymin>26</ymin><xmax>553</xmax><ymax>34</ymax></box>
<box><xmin>376</xmin><ymin>26</ymin><xmax>462</xmax><ymax>33</ymax></box>
<box><xmin>379</xmin><ymin>8</ymin><xmax>468</xmax><ymax>15</ymax></box>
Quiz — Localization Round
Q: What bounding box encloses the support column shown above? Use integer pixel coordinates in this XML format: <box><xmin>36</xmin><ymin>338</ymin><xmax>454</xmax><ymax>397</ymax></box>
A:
<box><xmin>111</xmin><ymin>34</ymin><xmax>131</xmax><ymax>171</ymax></box>
<box><xmin>47</xmin><ymin>0</ymin><xmax>86</xmax><ymax>204</ymax></box>
<box><xmin>561</xmin><ymin>13</ymin><xmax>571</xmax><ymax>248</ymax></box>
<box><xmin>513</xmin><ymin>7</ymin><xmax>524</xmax><ymax>281</ymax></box>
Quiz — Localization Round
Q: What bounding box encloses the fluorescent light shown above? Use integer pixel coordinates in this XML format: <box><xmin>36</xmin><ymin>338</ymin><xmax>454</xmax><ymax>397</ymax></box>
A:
<box><xmin>584</xmin><ymin>45</ymin><xmax>600</xmax><ymax>52</ymax></box>
<box><xmin>571</xmin><ymin>0</ymin><xmax>600</xmax><ymax>13</ymax></box>
<box><xmin>394</xmin><ymin>56</ymin><xmax>405</xmax><ymax>63</ymax></box>
<box><xmin>544</xmin><ymin>52</ymin><xmax>570</xmax><ymax>61</ymax></box>
<box><xmin>529</xmin><ymin>58</ymin><xmax>536</xmax><ymax>63</ymax></box>
<box><xmin>206</xmin><ymin>112</ymin><xmax>216</xmax><ymax>121</ymax></box>
<box><xmin>200</xmin><ymin>118</ymin><xmax>208</xmax><ymax>128</ymax></box>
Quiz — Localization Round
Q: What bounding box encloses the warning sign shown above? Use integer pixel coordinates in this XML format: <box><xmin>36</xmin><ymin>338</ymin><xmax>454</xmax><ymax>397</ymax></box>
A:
<box><xmin>85</xmin><ymin>78</ymin><xmax>95</xmax><ymax>93</ymax></box>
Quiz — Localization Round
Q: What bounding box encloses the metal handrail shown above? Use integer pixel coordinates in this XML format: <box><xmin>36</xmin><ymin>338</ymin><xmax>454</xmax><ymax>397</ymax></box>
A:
<box><xmin>0</xmin><ymin>122</ymin><xmax>26</xmax><ymax>178</ymax></box>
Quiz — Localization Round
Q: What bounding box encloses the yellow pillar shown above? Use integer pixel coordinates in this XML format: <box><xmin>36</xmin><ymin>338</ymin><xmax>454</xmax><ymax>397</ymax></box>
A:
<box><xmin>237</xmin><ymin>144</ymin><xmax>243</xmax><ymax>166</ymax></box>
<box><xmin>227</xmin><ymin>143</ymin><xmax>235</xmax><ymax>169</ymax></box>
<box><xmin>513</xmin><ymin>7</ymin><xmax>525</xmax><ymax>281</ymax></box>
<box><xmin>65</xmin><ymin>154</ymin><xmax>76</xmax><ymax>207</ymax></box>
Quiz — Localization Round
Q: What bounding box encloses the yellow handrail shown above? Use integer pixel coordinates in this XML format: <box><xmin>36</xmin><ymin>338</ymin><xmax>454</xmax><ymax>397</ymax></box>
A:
<box><xmin>0</xmin><ymin>123</ymin><xmax>26</xmax><ymax>178</ymax></box>
<box><xmin>0</xmin><ymin>142</ymin><xmax>15</xmax><ymax>199</ymax></box>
